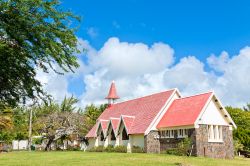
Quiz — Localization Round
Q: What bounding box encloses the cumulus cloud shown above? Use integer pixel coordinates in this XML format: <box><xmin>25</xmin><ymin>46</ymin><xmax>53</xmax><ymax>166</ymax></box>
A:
<box><xmin>36</xmin><ymin>37</ymin><xmax>250</xmax><ymax>108</ymax></box>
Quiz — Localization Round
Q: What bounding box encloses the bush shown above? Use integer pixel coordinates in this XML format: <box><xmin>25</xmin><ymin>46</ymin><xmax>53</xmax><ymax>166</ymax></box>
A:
<box><xmin>87</xmin><ymin>145</ymin><xmax>104</xmax><ymax>152</ymax></box>
<box><xmin>114</xmin><ymin>145</ymin><xmax>127</xmax><ymax>153</ymax></box>
<box><xmin>104</xmin><ymin>145</ymin><xmax>114</xmax><ymax>152</ymax></box>
<box><xmin>131</xmin><ymin>146</ymin><xmax>144</xmax><ymax>153</ymax></box>
<box><xmin>165</xmin><ymin>138</ymin><xmax>192</xmax><ymax>156</ymax></box>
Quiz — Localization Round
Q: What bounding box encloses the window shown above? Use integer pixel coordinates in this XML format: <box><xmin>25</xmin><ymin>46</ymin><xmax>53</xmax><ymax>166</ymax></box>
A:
<box><xmin>177</xmin><ymin>129</ymin><xmax>188</xmax><ymax>138</ymax></box>
<box><xmin>122</xmin><ymin>128</ymin><xmax>129</xmax><ymax>140</ymax></box>
<box><xmin>110</xmin><ymin>130</ymin><xmax>116</xmax><ymax>141</ymax></box>
<box><xmin>208</xmin><ymin>125</ymin><xmax>223</xmax><ymax>142</ymax></box>
<box><xmin>160</xmin><ymin>130</ymin><xmax>175</xmax><ymax>138</ymax></box>
<box><xmin>100</xmin><ymin>131</ymin><xmax>104</xmax><ymax>141</ymax></box>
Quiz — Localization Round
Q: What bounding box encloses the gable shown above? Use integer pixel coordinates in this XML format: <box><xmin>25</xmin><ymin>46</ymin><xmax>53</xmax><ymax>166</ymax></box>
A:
<box><xmin>197</xmin><ymin>96</ymin><xmax>232</xmax><ymax>126</ymax></box>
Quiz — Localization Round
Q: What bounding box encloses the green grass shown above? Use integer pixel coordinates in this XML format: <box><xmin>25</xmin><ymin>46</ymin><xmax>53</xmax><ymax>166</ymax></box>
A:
<box><xmin>0</xmin><ymin>151</ymin><xmax>249</xmax><ymax>166</ymax></box>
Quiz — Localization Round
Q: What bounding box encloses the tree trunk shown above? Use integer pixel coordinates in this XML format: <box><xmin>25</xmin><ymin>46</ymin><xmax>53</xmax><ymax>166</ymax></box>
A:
<box><xmin>45</xmin><ymin>137</ymin><xmax>54</xmax><ymax>151</ymax></box>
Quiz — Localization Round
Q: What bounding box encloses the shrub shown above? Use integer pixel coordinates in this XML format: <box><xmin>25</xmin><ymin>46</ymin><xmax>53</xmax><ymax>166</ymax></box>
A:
<box><xmin>165</xmin><ymin>138</ymin><xmax>192</xmax><ymax>156</ymax></box>
<box><xmin>95</xmin><ymin>145</ymin><xmax>104</xmax><ymax>152</ymax></box>
<box><xmin>114</xmin><ymin>145</ymin><xmax>127</xmax><ymax>153</ymax></box>
<box><xmin>131</xmin><ymin>146</ymin><xmax>144</xmax><ymax>153</ymax></box>
<box><xmin>104</xmin><ymin>145</ymin><xmax>114</xmax><ymax>152</ymax></box>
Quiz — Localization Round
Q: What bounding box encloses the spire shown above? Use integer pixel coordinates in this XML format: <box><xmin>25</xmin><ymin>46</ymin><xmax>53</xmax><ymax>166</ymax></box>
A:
<box><xmin>105</xmin><ymin>81</ymin><xmax>119</xmax><ymax>104</ymax></box>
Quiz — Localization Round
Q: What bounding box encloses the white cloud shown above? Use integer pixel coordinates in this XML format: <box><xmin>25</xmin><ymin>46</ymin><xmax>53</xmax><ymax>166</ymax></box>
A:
<box><xmin>36</xmin><ymin>37</ymin><xmax>250</xmax><ymax>108</ymax></box>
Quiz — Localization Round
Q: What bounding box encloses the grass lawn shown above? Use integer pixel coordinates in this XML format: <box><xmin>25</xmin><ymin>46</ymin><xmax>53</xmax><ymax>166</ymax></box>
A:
<box><xmin>0</xmin><ymin>151</ymin><xmax>249</xmax><ymax>166</ymax></box>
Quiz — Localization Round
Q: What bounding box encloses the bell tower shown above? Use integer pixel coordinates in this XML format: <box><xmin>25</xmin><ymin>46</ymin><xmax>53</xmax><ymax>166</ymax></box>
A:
<box><xmin>105</xmin><ymin>81</ymin><xmax>119</xmax><ymax>105</ymax></box>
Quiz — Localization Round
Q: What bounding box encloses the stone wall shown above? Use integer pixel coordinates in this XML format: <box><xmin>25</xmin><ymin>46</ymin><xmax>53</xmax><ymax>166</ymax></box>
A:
<box><xmin>159</xmin><ymin>129</ymin><xmax>196</xmax><ymax>155</ymax></box>
<box><xmin>144</xmin><ymin>130</ymin><xmax>160</xmax><ymax>153</ymax></box>
<box><xmin>195</xmin><ymin>125</ymin><xmax>234</xmax><ymax>159</ymax></box>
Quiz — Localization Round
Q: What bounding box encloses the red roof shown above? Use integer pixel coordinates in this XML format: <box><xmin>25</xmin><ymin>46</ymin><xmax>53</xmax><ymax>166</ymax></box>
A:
<box><xmin>122</xmin><ymin>116</ymin><xmax>135</xmax><ymax>134</ymax></box>
<box><xmin>105</xmin><ymin>81</ymin><xmax>119</xmax><ymax>99</ymax></box>
<box><xmin>110</xmin><ymin>118</ymin><xmax>120</xmax><ymax>131</ymax></box>
<box><xmin>86</xmin><ymin>89</ymin><xmax>175</xmax><ymax>137</ymax></box>
<box><xmin>157</xmin><ymin>92</ymin><xmax>213</xmax><ymax>128</ymax></box>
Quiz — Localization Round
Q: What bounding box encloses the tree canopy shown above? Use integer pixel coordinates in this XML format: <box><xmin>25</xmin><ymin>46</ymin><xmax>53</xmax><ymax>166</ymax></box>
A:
<box><xmin>226</xmin><ymin>106</ymin><xmax>250</xmax><ymax>151</ymax></box>
<box><xmin>0</xmin><ymin>0</ymin><xmax>80</xmax><ymax>107</ymax></box>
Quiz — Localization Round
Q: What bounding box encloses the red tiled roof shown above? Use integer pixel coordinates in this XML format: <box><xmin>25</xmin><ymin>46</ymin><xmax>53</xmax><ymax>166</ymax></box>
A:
<box><xmin>105</xmin><ymin>81</ymin><xmax>119</xmax><ymax>99</ymax></box>
<box><xmin>122</xmin><ymin>116</ymin><xmax>135</xmax><ymax>134</ymax></box>
<box><xmin>110</xmin><ymin>118</ymin><xmax>120</xmax><ymax>132</ymax></box>
<box><xmin>86</xmin><ymin>89</ymin><xmax>175</xmax><ymax>137</ymax></box>
<box><xmin>157</xmin><ymin>92</ymin><xmax>213</xmax><ymax>128</ymax></box>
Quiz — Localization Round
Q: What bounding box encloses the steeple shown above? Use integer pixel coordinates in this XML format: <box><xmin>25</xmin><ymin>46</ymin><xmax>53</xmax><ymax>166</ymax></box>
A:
<box><xmin>105</xmin><ymin>81</ymin><xmax>119</xmax><ymax>104</ymax></box>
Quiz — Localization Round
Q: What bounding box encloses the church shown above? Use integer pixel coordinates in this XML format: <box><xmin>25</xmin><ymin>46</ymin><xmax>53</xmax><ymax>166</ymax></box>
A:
<box><xmin>86</xmin><ymin>81</ymin><xmax>236</xmax><ymax>159</ymax></box>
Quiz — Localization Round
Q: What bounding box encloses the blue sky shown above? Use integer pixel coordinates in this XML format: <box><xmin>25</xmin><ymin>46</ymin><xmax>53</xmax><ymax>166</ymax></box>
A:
<box><xmin>61</xmin><ymin>0</ymin><xmax>250</xmax><ymax>61</ymax></box>
<box><xmin>37</xmin><ymin>0</ymin><xmax>250</xmax><ymax>107</ymax></box>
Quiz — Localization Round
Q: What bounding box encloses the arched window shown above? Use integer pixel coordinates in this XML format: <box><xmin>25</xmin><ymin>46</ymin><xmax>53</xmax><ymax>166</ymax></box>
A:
<box><xmin>122</xmin><ymin>128</ymin><xmax>129</xmax><ymax>140</ymax></box>
<box><xmin>111</xmin><ymin>130</ymin><xmax>116</xmax><ymax>141</ymax></box>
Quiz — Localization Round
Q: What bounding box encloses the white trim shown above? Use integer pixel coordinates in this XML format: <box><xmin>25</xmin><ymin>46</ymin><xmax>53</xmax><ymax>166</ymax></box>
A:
<box><xmin>145</xmin><ymin>89</ymin><xmax>180</xmax><ymax>135</ymax></box>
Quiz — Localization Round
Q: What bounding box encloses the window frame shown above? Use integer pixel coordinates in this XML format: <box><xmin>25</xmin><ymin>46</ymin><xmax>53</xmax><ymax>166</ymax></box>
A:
<box><xmin>208</xmin><ymin>125</ymin><xmax>223</xmax><ymax>142</ymax></box>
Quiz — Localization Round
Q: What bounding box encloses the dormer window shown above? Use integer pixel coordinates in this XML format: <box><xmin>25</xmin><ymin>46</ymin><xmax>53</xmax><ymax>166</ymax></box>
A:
<box><xmin>100</xmin><ymin>131</ymin><xmax>104</xmax><ymax>141</ymax></box>
<box><xmin>111</xmin><ymin>130</ymin><xmax>116</xmax><ymax>141</ymax></box>
<box><xmin>122</xmin><ymin>128</ymin><xmax>129</xmax><ymax>140</ymax></box>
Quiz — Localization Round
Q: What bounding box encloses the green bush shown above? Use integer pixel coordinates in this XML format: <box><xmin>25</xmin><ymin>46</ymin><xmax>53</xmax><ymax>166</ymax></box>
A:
<box><xmin>131</xmin><ymin>146</ymin><xmax>144</xmax><ymax>153</ymax></box>
<box><xmin>165</xmin><ymin>138</ymin><xmax>192</xmax><ymax>156</ymax></box>
<box><xmin>87</xmin><ymin>145</ymin><xmax>104</xmax><ymax>152</ymax></box>
<box><xmin>114</xmin><ymin>145</ymin><xmax>127</xmax><ymax>153</ymax></box>
<box><xmin>104</xmin><ymin>145</ymin><xmax>114</xmax><ymax>152</ymax></box>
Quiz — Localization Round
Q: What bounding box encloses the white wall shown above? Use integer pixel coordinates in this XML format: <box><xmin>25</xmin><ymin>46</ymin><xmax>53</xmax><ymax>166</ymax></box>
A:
<box><xmin>130</xmin><ymin>134</ymin><xmax>144</xmax><ymax>148</ymax></box>
<box><xmin>12</xmin><ymin>140</ymin><xmax>28</xmax><ymax>150</ymax></box>
<box><xmin>198</xmin><ymin>99</ymin><xmax>229</xmax><ymax>126</ymax></box>
<box><xmin>86</xmin><ymin>138</ymin><xmax>96</xmax><ymax>150</ymax></box>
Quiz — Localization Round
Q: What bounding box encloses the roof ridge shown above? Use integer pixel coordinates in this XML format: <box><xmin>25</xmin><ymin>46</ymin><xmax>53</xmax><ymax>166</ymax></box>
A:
<box><xmin>112</xmin><ymin>88</ymin><xmax>176</xmax><ymax>105</ymax></box>
<box><xmin>175</xmin><ymin>91</ymin><xmax>213</xmax><ymax>100</ymax></box>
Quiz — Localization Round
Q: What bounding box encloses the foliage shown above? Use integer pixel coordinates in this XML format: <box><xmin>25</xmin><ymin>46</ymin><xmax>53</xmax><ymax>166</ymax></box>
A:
<box><xmin>32</xmin><ymin>137</ymin><xmax>43</xmax><ymax>145</ymax></box>
<box><xmin>104</xmin><ymin>145</ymin><xmax>115</xmax><ymax>152</ymax></box>
<box><xmin>87</xmin><ymin>146</ymin><xmax>105</xmax><ymax>152</ymax></box>
<box><xmin>0</xmin><ymin>0</ymin><xmax>80</xmax><ymax>107</ymax></box>
<box><xmin>131</xmin><ymin>146</ymin><xmax>144</xmax><ymax>153</ymax></box>
<box><xmin>113</xmin><ymin>145</ymin><xmax>127</xmax><ymax>153</ymax></box>
<box><xmin>226</xmin><ymin>106</ymin><xmax>250</xmax><ymax>151</ymax></box>
<box><xmin>0</xmin><ymin>106</ymin><xmax>13</xmax><ymax>130</ymax></box>
<box><xmin>234</xmin><ymin>140</ymin><xmax>244</xmax><ymax>155</ymax></box>
<box><xmin>165</xmin><ymin>138</ymin><xmax>192</xmax><ymax>156</ymax></box>
<box><xmin>82</xmin><ymin>104</ymin><xmax>107</xmax><ymax>135</ymax></box>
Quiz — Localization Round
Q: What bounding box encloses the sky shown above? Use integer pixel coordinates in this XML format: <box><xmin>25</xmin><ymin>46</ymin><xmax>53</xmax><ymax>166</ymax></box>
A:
<box><xmin>37</xmin><ymin>0</ymin><xmax>250</xmax><ymax>107</ymax></box>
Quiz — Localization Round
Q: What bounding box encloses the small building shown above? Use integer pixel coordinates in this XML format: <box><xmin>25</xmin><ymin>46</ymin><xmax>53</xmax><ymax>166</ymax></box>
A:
<box><xmin>86</xmin><ymin>81</ymin><xmax>236</xmax><ymax>159</ymax></box>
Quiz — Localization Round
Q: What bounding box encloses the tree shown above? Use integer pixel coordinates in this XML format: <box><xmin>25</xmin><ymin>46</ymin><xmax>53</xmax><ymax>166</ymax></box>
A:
<box><xmin>82</xmin><ymin>104</ymin><xmax>107</xmax><ymax>135</ymax></box>
<box><xmin>226</xmin><ymin>106</ymin><xmax>250</xmax><ymax>151</ymax></box>
<box><xmin>0</xmin><ymin>0</ymin><xmax>80</xmax><ymax>107</ymax></box>
<box><xmin>35</xmin><ymin>111</ymin><xmax>82</xmax><ymax>151</ymax></box>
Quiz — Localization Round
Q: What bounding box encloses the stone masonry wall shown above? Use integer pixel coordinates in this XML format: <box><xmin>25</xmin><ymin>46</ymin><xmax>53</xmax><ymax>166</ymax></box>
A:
<box><xmin>159</xmin><ymin>129</ymin><xmax>196</xmax><ymax>156</ymax></box>
<box><xmin>144</xmin><ymin>131</ymin><xmax>160</xmax><ymax>153</ymax></box>
<box><xmin>195</xmin><ymin>125</ymin><xmax>234</xmax><ymax>159</ymax></box>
